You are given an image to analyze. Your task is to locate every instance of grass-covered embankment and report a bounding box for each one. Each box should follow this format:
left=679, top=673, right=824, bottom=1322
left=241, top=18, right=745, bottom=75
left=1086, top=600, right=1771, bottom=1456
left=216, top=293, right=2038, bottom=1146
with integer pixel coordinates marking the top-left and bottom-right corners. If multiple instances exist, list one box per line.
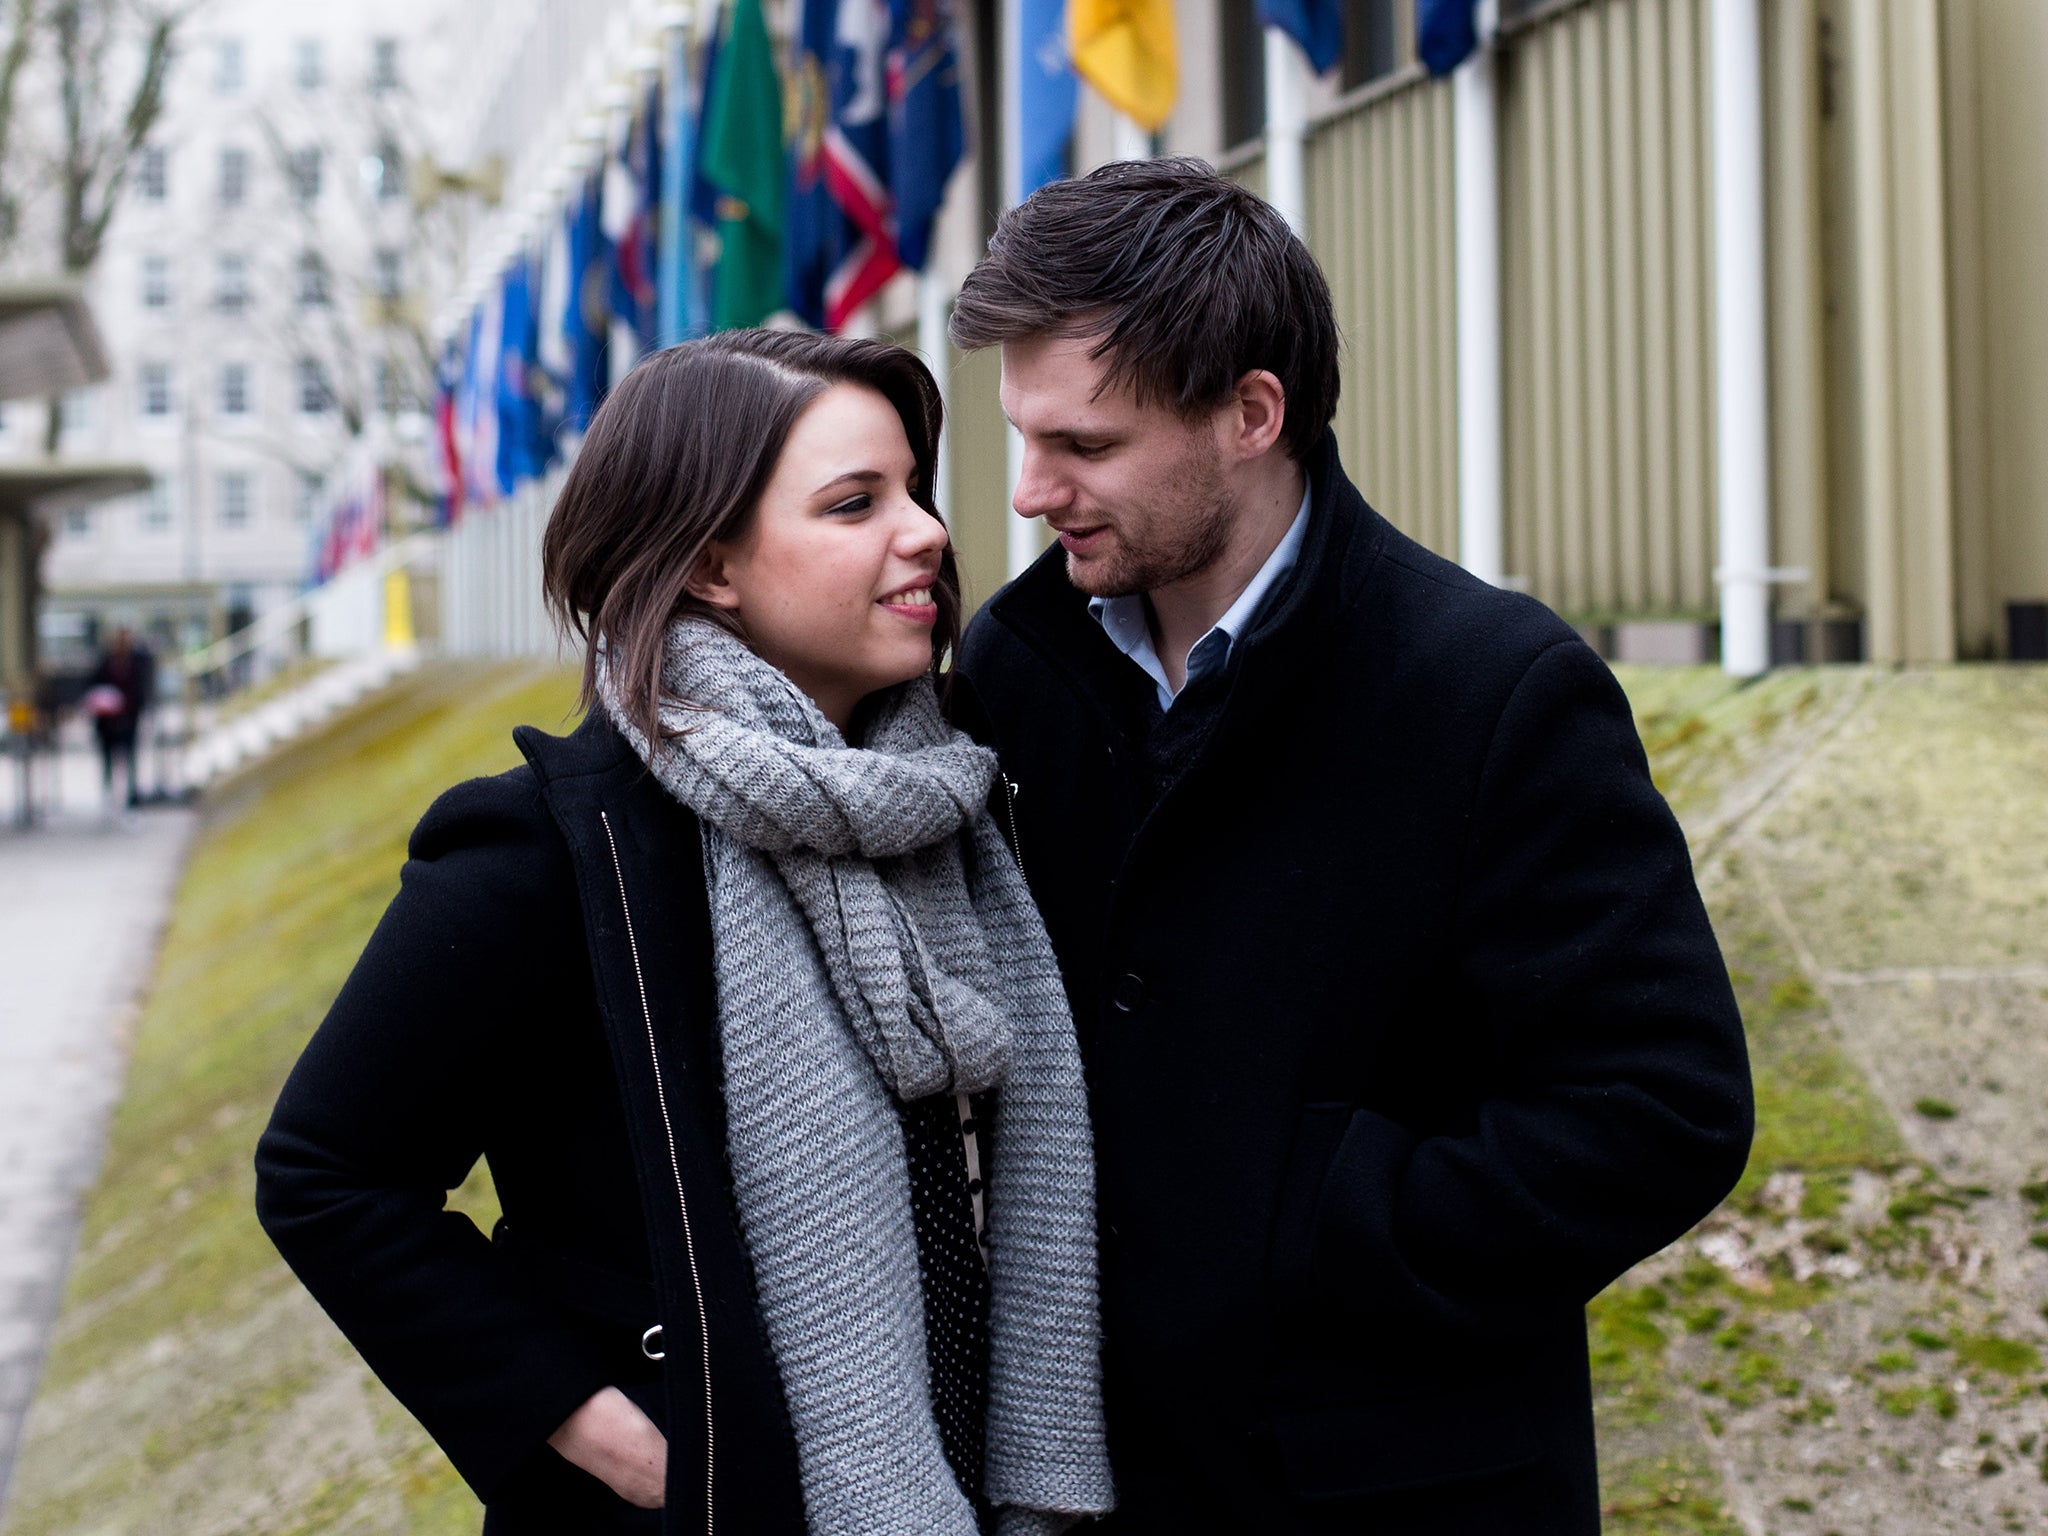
left=2, top=660, right=578, bottom=1536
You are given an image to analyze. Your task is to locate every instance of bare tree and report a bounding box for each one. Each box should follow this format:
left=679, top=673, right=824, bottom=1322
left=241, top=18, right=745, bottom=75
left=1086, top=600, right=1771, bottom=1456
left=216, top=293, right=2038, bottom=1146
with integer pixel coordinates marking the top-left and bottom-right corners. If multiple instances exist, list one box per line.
left=40, top=0, right=182, bottom=447
left=0, top=0, right=40, bottom=250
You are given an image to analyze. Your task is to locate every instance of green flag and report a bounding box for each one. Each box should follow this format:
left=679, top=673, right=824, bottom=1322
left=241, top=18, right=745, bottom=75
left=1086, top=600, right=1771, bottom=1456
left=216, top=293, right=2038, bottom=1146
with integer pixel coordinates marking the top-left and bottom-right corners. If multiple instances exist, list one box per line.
left=701, top=0, right=786, bottom=329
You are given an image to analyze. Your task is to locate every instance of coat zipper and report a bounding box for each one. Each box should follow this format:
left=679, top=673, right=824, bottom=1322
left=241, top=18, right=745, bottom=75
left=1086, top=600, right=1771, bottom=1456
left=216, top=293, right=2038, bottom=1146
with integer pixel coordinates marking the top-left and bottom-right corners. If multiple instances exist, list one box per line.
left=599, top=810, right=714, bottom=1533
left=999, top=773, right=1027, bottom=882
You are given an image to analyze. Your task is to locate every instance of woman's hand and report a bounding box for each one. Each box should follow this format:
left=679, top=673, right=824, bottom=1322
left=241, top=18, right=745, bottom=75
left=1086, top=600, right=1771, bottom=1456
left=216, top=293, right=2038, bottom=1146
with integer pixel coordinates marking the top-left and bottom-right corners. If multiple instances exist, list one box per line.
left=548, top=1386, right=668, bottom=1508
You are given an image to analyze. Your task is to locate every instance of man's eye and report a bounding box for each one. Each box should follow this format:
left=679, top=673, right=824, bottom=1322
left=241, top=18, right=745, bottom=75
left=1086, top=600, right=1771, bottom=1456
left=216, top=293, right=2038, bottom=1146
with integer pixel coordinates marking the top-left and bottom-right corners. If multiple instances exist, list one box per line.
left=1071, top=442, right=1110, bottom=459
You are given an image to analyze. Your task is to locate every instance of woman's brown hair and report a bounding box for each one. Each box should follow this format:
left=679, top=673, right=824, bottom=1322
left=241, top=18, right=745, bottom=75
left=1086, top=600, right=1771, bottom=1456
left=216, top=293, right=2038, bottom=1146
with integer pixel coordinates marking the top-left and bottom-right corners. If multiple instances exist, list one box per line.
left=541, top=329, right=964, bottom=744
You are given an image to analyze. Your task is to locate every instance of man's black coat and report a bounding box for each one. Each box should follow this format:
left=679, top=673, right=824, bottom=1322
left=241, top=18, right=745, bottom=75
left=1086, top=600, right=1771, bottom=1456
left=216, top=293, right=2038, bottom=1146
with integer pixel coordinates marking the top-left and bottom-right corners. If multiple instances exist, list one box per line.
left=955, top=433, right=1753, bottom=1534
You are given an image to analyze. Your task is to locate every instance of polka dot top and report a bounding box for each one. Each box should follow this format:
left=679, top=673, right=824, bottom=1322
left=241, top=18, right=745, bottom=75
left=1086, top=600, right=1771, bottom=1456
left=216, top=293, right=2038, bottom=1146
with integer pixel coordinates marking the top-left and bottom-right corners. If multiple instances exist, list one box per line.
left=897, top=1087, right=994, bottom=1519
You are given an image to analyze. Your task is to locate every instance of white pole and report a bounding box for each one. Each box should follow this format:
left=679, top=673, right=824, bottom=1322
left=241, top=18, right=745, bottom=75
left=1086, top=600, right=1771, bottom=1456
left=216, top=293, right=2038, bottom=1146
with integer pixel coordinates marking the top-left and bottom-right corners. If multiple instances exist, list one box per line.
left=1001, top=4, right=1037, bottom=578
left=1111, top=112, right=1151, bottom=162
left=1452, top=27, right=1504, bottom=588
left=917, top=270, right=954, bottom=524
left=1263, top=30, right=1307, bottom=236
left=1711, top=0, right=1771, bottom=676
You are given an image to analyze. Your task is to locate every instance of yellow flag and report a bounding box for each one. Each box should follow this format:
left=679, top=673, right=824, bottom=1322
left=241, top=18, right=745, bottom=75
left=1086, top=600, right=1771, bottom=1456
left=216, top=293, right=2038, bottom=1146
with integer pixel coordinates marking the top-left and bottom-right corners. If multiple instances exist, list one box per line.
left=1067, top=0, right=1178, bottom=133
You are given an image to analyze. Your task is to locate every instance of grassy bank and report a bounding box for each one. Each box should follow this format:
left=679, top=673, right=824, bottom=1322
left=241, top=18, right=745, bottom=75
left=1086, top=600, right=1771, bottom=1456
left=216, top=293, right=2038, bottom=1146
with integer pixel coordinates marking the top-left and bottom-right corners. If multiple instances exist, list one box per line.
left=3, top=660, right=578, bottom=1536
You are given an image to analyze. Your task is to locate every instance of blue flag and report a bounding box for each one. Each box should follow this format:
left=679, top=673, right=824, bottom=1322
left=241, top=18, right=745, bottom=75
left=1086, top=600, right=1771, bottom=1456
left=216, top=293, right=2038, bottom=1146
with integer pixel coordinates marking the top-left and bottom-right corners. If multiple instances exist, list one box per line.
left=610, top=84, right=662, bottom=355
left=1015, top=0, right=1075, bottom=201
left=563, top=172, right=612, bottom=432
left=787, top=0, right=902, bottom=332
left=888, top=0, right=965, bottom=273
left=1259, top=0, right=1343, bottom=75
left=658, top=26, right=710, bottom=345
left=1416, top=0, right=1479, bottom=76
left=496, top=257, right=550, bottom=493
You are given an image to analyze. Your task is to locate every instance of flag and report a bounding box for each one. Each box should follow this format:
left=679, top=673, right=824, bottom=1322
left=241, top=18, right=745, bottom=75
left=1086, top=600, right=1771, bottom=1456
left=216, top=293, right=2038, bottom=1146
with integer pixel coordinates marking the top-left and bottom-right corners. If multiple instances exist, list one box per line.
left=1259, top=0, right=1343, bottom=75
left=701, top=0, right=787, bottom=329
left=610, top=84, right=662, bottom=355
left=434, top=341, right=464, bottom=526
left=495, top=256, right=546, bottom=493
left=1068, top=0, right=1177, bottom=133
left=1016, top=0, right=1076, bottom=200
left=464, top=283, right=503, bottom=507
left=1417, top=0, right=1479, bottom=76
left=534, top=212, right=570, bottom=450
left=563, top=171, right=612, bottom=430
left=658, top=25, right=710, bottom=345
left=887, top=0, right=965, bottom=273
left=787, top=0, right=902, bottom=331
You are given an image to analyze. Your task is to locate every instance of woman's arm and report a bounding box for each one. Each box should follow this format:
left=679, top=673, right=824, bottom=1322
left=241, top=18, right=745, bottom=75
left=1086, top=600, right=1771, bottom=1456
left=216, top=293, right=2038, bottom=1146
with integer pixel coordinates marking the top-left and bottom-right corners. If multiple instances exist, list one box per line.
left=254, top=771, right=641, bottom=1503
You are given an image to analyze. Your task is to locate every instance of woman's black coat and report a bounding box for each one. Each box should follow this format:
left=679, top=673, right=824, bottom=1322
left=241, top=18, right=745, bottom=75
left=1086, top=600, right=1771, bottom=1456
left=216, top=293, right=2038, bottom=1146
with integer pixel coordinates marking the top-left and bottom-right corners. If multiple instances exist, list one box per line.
left=254, top=712, right=808, bottom=1533
left=952, top=431, right=1754, bottom=1534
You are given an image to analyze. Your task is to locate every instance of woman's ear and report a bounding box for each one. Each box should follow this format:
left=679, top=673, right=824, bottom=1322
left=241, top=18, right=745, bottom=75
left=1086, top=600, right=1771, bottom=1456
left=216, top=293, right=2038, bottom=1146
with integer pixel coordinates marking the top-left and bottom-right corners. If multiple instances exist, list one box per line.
left=684, top=542, right=743, bottom=611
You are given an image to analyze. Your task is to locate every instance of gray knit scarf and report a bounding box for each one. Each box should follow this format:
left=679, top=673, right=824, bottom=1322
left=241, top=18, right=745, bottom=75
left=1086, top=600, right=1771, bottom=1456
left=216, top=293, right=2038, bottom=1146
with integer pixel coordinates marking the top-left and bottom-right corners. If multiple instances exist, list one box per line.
left=600, top=620, right=1113, bottom=1536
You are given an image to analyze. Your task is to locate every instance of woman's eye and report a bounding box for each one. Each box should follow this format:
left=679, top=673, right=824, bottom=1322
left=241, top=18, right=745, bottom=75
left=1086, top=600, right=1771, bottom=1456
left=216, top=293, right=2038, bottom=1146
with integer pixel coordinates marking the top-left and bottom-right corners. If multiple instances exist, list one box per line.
left=826, top=494, right=872, bottom=516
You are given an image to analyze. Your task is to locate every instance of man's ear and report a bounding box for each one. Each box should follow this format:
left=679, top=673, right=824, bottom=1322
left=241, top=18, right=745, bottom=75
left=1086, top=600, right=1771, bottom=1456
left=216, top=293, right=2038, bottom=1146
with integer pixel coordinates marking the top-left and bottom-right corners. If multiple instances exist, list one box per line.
left=684, top=542, right=742, bottom=611
left=1227, top=369, right=1289, bottom=462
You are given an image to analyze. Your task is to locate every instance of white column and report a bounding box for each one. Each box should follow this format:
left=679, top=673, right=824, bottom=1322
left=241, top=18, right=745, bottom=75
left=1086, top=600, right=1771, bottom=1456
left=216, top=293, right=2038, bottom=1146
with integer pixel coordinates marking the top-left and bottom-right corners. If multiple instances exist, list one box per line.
left=1111, top=114, right=1152, bottom=162
left=1263, top=30, right=1308, bottom=236
left=1452, top=30, right=1504, bottom=588
left=918, top=270, right=954, bottom=524
left=1711, top=0, right=1771, bottom=676
left=1002, top=0, right=1033, bottom=578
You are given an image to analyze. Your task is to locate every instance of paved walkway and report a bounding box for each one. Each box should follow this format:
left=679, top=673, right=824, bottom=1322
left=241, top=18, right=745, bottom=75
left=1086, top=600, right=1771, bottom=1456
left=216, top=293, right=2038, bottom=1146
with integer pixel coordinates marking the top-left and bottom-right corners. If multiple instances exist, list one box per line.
left=0, top=742, right=195, bottom=1517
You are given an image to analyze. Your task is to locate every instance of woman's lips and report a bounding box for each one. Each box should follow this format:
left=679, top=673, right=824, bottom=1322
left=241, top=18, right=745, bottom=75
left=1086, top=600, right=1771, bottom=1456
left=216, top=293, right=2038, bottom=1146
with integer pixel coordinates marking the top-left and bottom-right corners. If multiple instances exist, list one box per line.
left=877, top=586, right=939, bottom=624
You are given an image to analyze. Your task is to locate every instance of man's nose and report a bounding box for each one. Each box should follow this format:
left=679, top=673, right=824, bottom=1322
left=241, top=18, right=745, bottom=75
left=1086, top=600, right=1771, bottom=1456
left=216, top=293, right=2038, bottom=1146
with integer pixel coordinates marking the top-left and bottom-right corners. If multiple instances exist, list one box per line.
left=1012, top=448, right=1068, bottom=520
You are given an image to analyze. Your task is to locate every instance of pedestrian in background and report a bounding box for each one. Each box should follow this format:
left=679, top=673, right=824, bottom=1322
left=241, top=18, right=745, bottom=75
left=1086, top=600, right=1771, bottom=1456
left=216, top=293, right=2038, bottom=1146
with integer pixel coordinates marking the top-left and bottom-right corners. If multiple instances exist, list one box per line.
left=81, top=625, right=154, bottom=815
left=256, top=331, right=1113, bottom=1534
left=948, top=157, right=1755, bottom=1535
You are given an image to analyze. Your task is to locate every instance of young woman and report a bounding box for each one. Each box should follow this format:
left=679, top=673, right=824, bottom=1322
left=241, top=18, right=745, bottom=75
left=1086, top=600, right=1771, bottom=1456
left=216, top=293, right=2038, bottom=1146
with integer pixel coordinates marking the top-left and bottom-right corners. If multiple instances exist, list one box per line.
left=255, top=331, right=1114, bottom=1535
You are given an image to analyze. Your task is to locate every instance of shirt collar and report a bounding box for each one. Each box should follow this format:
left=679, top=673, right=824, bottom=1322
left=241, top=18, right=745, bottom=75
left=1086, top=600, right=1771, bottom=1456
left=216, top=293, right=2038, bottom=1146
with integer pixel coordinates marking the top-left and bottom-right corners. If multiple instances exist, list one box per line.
left=1088, top=482, right=1312, bottom=710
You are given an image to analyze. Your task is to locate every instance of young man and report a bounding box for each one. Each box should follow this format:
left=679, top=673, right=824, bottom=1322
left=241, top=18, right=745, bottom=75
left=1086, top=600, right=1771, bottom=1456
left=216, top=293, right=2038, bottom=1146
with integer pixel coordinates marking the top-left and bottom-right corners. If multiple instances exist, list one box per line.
left=950, top=158, right=1752, bottom=1534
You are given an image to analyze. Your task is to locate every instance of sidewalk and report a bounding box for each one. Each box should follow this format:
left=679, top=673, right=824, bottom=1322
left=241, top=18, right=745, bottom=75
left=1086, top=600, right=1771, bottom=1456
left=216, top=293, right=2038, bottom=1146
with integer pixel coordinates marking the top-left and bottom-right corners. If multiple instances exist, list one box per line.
left=0, top=743, right=195, bottom=1516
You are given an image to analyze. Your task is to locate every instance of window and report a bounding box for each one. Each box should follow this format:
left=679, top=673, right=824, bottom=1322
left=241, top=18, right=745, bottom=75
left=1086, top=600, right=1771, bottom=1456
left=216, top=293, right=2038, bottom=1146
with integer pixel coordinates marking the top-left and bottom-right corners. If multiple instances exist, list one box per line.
left=366, top=139, right=404, bottom=202
left=297, top=357, right=331, bottom=414
left=215, top=253, right=250, bottom=314
left=64, top=507, right=91, bottom=538
left=139, top=363, right=172, bottom=416
left=289, top=146, right=322, bottom=205
left=141, top=254, right=170, bottom=310
left=136, top=146, right=167, bottom=201
left=374, top=357, right=402, bottom=415
left=219, top=146, right=248, bottom=206
left=373, top=247, right=402, bottom=302
left=296, top=471, right=323, bottom=524
left=218, top=470, right=251, bottom=529
left=216, top=37, right=243, bottom=95
left=60, top=388, right=92, bottom=435
left=295, top=37, right=323, bottom=90
left=370, top=37, right=400, bottom=93
left=1338, top=0, right=1400, bottom=90
left=295, top=250, right=330, bottom=306
left=1221, top=0, right=1266, bottom=148
left=220, top=362, right=249, bottom=416
left=143, top=481, right=173, bottom=532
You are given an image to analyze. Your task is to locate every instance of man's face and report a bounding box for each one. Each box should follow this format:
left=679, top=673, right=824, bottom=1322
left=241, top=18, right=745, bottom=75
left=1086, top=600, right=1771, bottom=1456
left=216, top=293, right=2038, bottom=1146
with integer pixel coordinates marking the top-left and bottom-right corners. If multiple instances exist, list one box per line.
left=999, top=333, right=1235, bottom=598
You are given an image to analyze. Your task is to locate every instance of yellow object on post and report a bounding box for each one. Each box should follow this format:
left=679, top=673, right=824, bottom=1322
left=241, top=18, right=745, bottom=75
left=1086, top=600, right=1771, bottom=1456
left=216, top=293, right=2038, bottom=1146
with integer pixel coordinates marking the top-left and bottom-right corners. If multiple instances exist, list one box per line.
left=1067, top=0, right=1178, bottom=132
left=383, top=566, right=416, bottom=651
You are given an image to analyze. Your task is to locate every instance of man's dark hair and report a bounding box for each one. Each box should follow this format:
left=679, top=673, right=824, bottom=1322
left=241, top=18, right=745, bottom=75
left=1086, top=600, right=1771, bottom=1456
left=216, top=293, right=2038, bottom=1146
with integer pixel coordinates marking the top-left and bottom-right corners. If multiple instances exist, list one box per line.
left=949, top=156, right=1340, bottom=463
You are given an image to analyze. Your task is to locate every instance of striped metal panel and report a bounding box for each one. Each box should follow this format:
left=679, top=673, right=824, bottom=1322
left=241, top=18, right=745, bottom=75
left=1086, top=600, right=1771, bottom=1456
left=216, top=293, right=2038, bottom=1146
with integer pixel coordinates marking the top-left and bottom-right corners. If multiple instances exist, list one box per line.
left=1500, top=0, right=1720, bottom=622
left=1304, top=75, right=1460, bottom=562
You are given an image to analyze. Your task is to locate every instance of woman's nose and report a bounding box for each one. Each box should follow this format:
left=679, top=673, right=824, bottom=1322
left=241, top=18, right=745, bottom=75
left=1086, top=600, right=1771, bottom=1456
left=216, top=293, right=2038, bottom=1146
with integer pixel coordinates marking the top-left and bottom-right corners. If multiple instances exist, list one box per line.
left=895, top=501, right=950, bottom=557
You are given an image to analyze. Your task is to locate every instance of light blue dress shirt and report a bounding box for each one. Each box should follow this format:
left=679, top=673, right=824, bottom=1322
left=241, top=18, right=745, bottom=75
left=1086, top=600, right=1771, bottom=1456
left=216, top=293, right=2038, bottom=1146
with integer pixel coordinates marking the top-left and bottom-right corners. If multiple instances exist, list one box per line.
left=1087, top=484, right=1312, bottom=712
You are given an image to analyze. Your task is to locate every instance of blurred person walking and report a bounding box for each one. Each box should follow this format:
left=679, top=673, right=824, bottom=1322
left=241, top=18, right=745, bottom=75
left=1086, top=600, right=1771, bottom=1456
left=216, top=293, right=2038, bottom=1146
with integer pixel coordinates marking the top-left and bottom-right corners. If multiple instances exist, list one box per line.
left=255, top=332, right=1113, bottom=1535
left=947, top=158, right=1755, bottom=1535
left=81, top=626, right=155, bottom=816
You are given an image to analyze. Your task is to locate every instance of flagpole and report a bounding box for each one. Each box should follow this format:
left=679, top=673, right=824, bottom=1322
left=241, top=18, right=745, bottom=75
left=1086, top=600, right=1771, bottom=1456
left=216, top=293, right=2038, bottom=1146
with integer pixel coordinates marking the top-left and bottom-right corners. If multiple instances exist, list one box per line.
left=1111, top=113, right=1151, bottom=162
left=1262, top=29, right=1307, bottom=236
left=1002, top=0, right=1035, bottom=580
left=918, top=272, right=953, bottom=525
left=1453, top=2, right=1504, bottom=589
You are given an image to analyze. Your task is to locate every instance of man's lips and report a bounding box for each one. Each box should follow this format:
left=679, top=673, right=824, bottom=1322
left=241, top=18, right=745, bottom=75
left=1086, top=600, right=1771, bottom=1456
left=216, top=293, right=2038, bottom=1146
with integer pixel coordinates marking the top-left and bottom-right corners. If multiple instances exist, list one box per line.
left=1050, top=524, right=1109, bottom=554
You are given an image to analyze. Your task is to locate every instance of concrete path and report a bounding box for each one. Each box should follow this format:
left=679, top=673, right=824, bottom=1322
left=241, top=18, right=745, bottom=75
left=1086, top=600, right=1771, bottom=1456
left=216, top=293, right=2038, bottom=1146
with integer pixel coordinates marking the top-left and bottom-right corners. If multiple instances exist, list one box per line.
left=0, top=742, right=195, bottom=1518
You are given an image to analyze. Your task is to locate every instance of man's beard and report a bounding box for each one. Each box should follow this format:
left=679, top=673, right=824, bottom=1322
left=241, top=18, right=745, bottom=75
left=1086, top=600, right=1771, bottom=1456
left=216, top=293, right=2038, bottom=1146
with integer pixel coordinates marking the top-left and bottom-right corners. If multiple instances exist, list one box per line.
left=1065, top=454, right=1237, bottom=599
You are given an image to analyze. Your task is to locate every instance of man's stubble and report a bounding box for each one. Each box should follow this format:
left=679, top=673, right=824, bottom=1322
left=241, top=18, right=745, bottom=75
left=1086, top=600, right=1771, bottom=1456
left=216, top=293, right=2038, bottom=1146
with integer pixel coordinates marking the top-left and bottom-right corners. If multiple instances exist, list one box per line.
left=1064, top=438, right=1238, bottom=600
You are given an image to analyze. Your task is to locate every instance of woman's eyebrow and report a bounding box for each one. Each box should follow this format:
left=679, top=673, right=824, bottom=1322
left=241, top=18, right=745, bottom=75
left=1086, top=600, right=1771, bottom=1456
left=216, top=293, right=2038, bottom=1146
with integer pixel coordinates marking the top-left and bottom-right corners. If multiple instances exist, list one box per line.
left=813, top=468, right=887, bottom=496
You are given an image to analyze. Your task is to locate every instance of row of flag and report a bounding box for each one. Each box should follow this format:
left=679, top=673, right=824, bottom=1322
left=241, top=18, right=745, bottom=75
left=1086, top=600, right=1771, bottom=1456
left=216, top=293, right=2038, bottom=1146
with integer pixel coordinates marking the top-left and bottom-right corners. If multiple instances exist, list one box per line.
left=402, top=0, right=1486, bottom=550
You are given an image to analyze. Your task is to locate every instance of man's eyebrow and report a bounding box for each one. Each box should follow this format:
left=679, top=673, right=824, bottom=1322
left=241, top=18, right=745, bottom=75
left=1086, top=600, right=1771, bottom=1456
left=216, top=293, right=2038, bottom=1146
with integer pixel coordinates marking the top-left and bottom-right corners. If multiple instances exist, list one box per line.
left=999, top=417, right=1113, bottom=444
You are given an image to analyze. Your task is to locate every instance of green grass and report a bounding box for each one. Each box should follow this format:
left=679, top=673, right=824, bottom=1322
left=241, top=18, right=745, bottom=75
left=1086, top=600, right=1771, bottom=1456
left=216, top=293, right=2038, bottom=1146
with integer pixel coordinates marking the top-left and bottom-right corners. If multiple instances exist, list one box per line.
left=3, top=660, right=580, bottom=1536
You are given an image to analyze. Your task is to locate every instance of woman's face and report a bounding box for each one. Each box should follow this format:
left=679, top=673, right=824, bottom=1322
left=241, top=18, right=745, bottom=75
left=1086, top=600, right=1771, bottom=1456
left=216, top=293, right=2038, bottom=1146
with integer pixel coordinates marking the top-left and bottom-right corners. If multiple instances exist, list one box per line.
left=692, top=382, right=949, bottom=730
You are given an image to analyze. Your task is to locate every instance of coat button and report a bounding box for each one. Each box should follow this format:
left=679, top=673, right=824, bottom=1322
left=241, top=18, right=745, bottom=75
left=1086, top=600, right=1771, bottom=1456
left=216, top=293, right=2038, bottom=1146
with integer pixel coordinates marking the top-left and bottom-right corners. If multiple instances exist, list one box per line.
left=1113, top=973, right=1146, bottom=1013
